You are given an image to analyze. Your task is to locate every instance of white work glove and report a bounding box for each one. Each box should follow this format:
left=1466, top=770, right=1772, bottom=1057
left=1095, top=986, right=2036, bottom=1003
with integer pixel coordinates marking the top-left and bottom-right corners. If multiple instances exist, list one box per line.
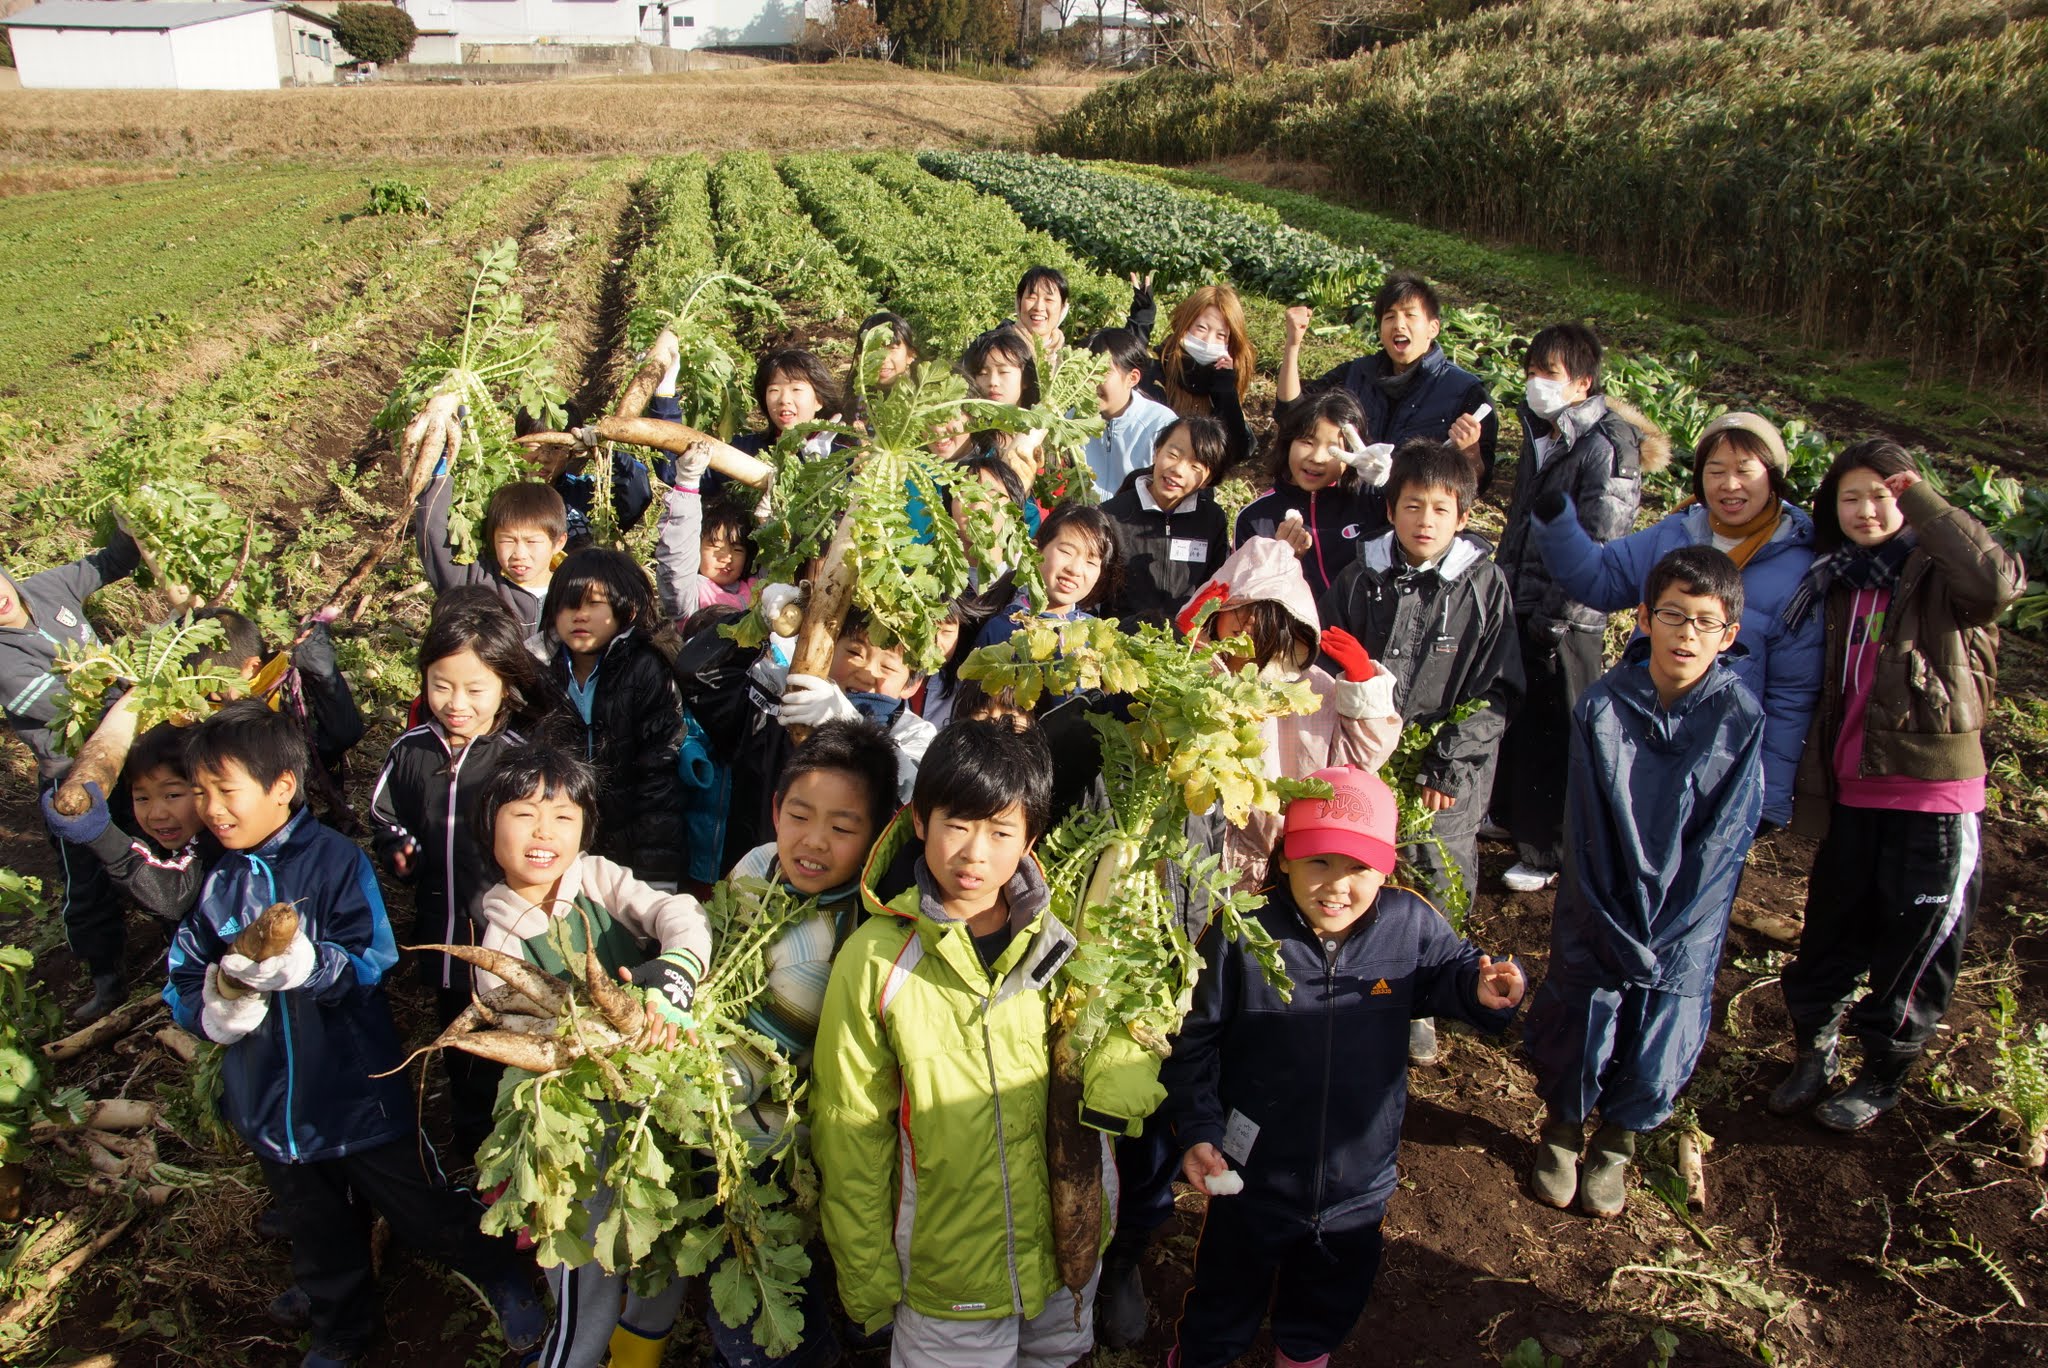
left=779, top=674, right=860, bottom=729
left=201, top=962, right=270, bottom=1045
left=1334, top=672, right=1399, bottom=721
left=1339, top=424, right=1395, bottom=487
left=672, top=440, right=713, bottom=488
left=801, top=429, right=836, bottom=461
left=757, top=582, right=802, bottom=626
left=221, top=928, right=317, bottom=994
left=655, top=354, right=681, bottom=399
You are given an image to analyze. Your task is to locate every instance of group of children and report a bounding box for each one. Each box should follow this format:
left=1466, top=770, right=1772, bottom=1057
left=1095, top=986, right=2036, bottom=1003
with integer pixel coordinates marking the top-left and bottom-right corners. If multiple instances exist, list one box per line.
left=1, top=261, right=2026, bottom=1368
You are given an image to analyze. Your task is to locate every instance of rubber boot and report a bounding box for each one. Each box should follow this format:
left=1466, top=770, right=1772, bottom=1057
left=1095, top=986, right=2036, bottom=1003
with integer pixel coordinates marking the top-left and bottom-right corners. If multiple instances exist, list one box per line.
left=1531, top=1117, right=1583, bottom=1210
left=266, top=1285, right=311, bottom=1331
left=1578, top=1124, right=1635, bottom=1219
left=1814, top=1064, right=1905, bottom=1133
left=1275, top=1350, right=1331, bottom=1368
left=1095, top=1250, right=1148, bottom=1349
left=69, top=971, right=125, bottom=1024
left=1407, top=1017, right=1440, bottom=1066
left=606, top=1321, right=670, bottom=1368
left=1767, top=1034, right=1838, bottom=1116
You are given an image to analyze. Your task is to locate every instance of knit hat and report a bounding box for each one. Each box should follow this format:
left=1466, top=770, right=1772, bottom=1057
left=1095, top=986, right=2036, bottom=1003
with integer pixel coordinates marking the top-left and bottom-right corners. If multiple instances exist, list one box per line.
left=1693, top=412, right=1788, bottom=474
left=1282, top=766, right=1398, bottom=875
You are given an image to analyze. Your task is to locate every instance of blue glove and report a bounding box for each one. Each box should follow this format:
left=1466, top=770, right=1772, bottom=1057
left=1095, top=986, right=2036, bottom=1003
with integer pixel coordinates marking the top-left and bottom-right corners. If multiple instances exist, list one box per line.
left=40, top=782, right=111, bottom=846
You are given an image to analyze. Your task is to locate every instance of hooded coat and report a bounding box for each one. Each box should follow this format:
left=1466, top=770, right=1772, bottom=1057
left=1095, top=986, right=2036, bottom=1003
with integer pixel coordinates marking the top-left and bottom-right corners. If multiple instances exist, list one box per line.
left=1496, top=396, right=1668, bottom=638
left=808, top=810, right=1165, bottom=1333
left=1183, top=538, right=1402, bottom=887
left=1532, top=499, right=1822, bottom=826
left=1523, top=642, right=1764, bottom=1127
left=542, top=629, right=689, bottom=883
left=164, top=808, right=408, bottom=1164
left=1162, top=880, right=1514, bottom=1236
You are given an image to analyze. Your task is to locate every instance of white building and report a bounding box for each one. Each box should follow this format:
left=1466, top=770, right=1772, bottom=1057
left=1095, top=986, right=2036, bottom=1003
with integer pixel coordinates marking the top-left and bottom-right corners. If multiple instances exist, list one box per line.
left=1, top=1, right=344, bottom=89
left=397, top=0, right=824, bottom=56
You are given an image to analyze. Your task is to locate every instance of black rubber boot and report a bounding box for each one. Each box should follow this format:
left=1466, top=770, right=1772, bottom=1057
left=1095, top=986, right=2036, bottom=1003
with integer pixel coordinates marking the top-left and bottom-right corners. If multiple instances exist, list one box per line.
left=69, top=971, right=125, bottom=1024
left=1096, top=1250, right=1149, bottom=1348
left=1579, top=1124, right=1635, bottom=1219
left=1767, top=1034, right=1839, bottom=1116
left=1814, top=1067, right=1905, bottom=1132
left=1531, top=1117, right=1582, bottom=1210
left=267, top=1285, right=312, bottom=1330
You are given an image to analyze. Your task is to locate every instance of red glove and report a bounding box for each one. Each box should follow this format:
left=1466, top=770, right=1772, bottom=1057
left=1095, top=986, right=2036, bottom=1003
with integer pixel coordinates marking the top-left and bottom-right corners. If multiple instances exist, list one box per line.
left=1176, top=580, right=1231, bottom=638
left=1320, top=627, right=1377, bottom=682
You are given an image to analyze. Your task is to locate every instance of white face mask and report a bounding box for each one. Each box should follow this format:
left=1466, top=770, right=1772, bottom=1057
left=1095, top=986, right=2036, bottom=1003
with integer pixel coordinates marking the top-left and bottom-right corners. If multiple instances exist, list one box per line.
left=1524, top=376, right=1572, bottom=419
left=1181, top=334, right=1229, bottom=368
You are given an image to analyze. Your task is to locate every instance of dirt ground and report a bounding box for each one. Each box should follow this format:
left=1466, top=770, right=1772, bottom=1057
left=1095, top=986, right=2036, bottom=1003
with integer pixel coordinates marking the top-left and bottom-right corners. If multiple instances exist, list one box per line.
left=0, top=62, right=1097, bottom=164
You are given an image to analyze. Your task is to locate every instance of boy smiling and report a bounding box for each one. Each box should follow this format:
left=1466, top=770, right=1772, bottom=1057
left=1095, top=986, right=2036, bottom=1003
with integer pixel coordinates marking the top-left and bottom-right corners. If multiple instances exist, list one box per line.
left=1523, top=546, right=1765, bottom=1219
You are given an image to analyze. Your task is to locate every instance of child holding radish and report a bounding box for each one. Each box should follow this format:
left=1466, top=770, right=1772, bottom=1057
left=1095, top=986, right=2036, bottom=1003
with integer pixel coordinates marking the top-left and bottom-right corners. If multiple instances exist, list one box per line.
left=1768, top=443, right=2026, bottom=1131
left=1161, top=765, right=1525, bottom=1368
left=973, top=502, right=1123, bottom=650
left=652, top=441, right=758, bottom=628
left=1100, top=414, right=1230, bottom=629
left=4, top=524, right=142, bottom=1021
left=1175, top=536, right=1402, bottom=891
left=811, top=719, right=1164, bottom=1363
left=164, top=701, right=546, bottom=1368
left=653, top=347, right=840, bottom=506
left=469, top=744, right=712, bottom=1368
left=536, top=548, right=689, bottom=887
left=40, top=720, right=216, bottom=929
left=1236, top=388, right=1393, bottom=599
left=368, top=588, right=560, bottom=1160
left=416, top=473, right=567, bottom=636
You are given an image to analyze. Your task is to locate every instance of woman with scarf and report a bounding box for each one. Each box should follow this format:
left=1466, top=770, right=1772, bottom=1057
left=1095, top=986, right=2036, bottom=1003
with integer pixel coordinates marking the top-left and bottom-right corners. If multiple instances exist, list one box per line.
left=1766, top=439, right=2024, bottom=1132
left=1529, top=412, right=1824, bottom=831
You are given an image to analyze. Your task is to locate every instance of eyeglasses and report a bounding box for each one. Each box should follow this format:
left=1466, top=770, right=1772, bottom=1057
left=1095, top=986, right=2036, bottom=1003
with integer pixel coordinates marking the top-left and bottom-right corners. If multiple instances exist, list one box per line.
left=1650, top=606, right=1732, bottom=637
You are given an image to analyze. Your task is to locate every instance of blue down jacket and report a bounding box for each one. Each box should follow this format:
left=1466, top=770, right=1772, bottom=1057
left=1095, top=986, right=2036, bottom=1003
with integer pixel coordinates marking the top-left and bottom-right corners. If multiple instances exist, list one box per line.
left=165, top=808, right=408, bottom=1165
left=1162, top=882, right=1515, bottom=1236
left=1289, top=343, right=1501, bottom=492
left=1531, top=499, right=1820, bottom=827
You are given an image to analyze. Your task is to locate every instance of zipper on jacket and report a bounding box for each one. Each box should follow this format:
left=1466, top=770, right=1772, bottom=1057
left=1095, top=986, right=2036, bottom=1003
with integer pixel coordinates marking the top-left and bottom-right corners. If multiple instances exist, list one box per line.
left=1310, top=489, right=1331, bottom=588
left=441, top=739, right=471, bottom=991
left=251, top=853, right=300, bottom=1162
left=979, top=984, right=1025, bottom=1314
left=1309, top=934, right=1338, bottom=1247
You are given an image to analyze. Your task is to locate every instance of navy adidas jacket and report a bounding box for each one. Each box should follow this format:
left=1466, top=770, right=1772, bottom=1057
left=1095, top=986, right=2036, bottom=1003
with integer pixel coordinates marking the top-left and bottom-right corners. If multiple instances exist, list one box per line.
left=1162, top=882, right=1515, bottom=1236
left=164, top=808, right=409, bottom=1165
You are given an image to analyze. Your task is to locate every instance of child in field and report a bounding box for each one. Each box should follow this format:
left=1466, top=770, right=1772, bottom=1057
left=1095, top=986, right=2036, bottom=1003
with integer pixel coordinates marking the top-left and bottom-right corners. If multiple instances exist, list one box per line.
left=963, top=326, right=1044, bottom=490
left=164, top=701, right=544, bottom=1368
left=1101, top=415, right=1230, bottom=630
left=1082, top=326, right=1181, bottom=499
left=1275, top=272, right=1498, bottom=490
left=1012, top=265, right=1072, bottom=369
left=1523, top=547, right=1764, bottom=1217
left=39, top=721, right=216, bottom=927
left=691, top=718, right=901, bottom=1368
left=652, top=441, right=758, bottom=628
left=1128, top=280, right=1254, bottom=466
left=1492, top=323, right=1663, bottom=893
left=417, top=472, right=567, bottom=637
left=369, top=588, right=559, bottom=1159
left=974, top=502, right=1122, bottom=650
left=1235, top=389, right=1393, bottom=599
left=651, top=346, right=839, bottom=503
left=845, top=310, right=916, bottom=431
left=811, top=719, right=1165, bottom=1363
left=537, top=549, right=688, bottom=886
left=1162, top=766, right=1524, bottom=1367
left=1176, top=537, right=1401, bottom=890
left=470, top=746, right=710, bottom=1368
left=4, top=525, right=141, bottom=1019
left=1767, top=443, right=2026, bottom=1130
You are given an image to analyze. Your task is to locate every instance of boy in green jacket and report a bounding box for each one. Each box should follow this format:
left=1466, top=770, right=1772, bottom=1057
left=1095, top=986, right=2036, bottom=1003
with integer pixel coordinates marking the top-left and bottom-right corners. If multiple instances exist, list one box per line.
left=810, top=718, right=1165, bottom=1366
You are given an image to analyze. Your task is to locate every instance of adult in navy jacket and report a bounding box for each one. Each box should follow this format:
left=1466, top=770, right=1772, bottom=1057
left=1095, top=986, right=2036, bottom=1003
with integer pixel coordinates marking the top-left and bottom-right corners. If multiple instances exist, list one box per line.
left=1531, top=412, right=1821, bottom=829
left=1276, top=273, right=1499, bottom=493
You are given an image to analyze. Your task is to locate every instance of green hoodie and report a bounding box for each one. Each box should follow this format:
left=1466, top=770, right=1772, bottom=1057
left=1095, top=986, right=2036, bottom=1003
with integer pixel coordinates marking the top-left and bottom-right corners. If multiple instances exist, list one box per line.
left=809, top=808, right=1165, bottom=1331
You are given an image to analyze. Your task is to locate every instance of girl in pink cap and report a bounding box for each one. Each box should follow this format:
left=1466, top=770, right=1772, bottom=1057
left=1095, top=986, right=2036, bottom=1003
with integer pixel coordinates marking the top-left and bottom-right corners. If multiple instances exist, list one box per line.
left=1158, top=765, right=1526, bottom=1368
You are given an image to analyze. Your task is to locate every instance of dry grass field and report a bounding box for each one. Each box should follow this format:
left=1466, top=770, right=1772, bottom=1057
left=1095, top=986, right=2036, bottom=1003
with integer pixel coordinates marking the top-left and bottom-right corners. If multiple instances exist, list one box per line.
left=0, top=61, right=1100, bottom=164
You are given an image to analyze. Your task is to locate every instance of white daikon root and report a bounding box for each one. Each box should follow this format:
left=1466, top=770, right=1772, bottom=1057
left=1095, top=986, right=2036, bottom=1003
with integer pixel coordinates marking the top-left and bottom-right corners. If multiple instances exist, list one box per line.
left=1204, top=1171, right=1244, bottom=1196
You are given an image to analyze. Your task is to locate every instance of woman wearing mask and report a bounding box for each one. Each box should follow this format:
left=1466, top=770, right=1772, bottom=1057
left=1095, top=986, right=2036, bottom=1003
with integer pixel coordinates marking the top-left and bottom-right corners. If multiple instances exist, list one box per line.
left=1128, top=274, right=1255, bottom=466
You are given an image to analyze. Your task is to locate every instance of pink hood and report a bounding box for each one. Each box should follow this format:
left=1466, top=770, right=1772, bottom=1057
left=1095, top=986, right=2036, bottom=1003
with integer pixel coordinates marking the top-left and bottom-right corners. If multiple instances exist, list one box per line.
left=1185, top=535, right=1322, bottom=638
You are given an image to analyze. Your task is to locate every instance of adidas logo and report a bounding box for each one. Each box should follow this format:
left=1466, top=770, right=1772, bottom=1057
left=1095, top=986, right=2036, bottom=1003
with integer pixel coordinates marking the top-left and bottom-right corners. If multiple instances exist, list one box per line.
left=1371, top=978, right=1392, bottom=996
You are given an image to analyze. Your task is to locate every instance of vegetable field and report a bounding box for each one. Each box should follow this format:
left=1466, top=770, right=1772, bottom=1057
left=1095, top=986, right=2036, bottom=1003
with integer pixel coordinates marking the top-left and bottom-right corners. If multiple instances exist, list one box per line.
left=0, top=144, right=2045, bottom=1368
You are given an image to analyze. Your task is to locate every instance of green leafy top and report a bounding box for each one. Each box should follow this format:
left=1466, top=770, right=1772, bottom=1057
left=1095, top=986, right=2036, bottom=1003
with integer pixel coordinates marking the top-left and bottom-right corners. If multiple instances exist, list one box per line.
left=48, top=616, right=239, bottom=757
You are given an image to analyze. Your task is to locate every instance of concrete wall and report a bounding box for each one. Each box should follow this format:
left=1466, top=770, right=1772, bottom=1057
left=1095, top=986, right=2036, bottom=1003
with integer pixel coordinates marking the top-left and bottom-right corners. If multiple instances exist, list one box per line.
left=277, top=10, right=341, bottom=83
left=164, top=10, right=287, bottom=87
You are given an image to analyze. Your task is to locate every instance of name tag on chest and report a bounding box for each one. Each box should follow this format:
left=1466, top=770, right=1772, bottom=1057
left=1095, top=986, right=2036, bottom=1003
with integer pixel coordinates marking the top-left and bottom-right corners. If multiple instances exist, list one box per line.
left=1169, top=538, right=1209, bottom=563
left=1221, top=1109, right=1260, bottom=1164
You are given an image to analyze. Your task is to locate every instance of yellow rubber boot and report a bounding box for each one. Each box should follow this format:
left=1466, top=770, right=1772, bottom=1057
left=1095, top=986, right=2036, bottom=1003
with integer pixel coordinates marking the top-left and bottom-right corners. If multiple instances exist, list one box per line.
left=605, top=1321, right=669, bottom=1368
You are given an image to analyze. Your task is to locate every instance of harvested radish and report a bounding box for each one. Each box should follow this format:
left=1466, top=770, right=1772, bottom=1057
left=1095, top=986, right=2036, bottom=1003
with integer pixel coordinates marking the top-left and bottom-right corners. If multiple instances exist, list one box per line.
left=1205, top=1171, right=1243, bottom=1196
left=214, top=902, right=301, bottom=1001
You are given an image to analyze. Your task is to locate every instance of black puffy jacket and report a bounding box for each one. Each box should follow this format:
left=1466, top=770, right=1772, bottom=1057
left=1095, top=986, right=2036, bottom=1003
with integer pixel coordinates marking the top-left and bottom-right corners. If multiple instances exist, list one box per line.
left=1101, top=470, right=1229, bottom=630
left=1162, top=882, right=1514, bottom=1236
left=548, top=631, right=688, bottom=882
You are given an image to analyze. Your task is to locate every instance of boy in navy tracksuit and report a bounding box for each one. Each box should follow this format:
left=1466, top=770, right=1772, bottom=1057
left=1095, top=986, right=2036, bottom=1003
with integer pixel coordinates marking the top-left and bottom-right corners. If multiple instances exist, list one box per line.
left=1523, top=546, right=1764, bottom=1219
left=2, top=527, right=141, bottom=1019
left=163, top=702, right=542, bottom=1368
left=1162, top=766, right=1525, bottom=1368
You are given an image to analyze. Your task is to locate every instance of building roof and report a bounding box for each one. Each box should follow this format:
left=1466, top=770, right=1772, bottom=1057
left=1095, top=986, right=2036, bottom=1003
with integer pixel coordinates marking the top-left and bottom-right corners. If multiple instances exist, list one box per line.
left=0, top=1, right=333, bottom=31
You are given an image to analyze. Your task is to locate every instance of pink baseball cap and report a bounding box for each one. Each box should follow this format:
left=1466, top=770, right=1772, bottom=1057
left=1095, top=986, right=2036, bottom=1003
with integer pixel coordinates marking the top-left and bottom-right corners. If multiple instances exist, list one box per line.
left=1282, top=766, right=1398, bottom=875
